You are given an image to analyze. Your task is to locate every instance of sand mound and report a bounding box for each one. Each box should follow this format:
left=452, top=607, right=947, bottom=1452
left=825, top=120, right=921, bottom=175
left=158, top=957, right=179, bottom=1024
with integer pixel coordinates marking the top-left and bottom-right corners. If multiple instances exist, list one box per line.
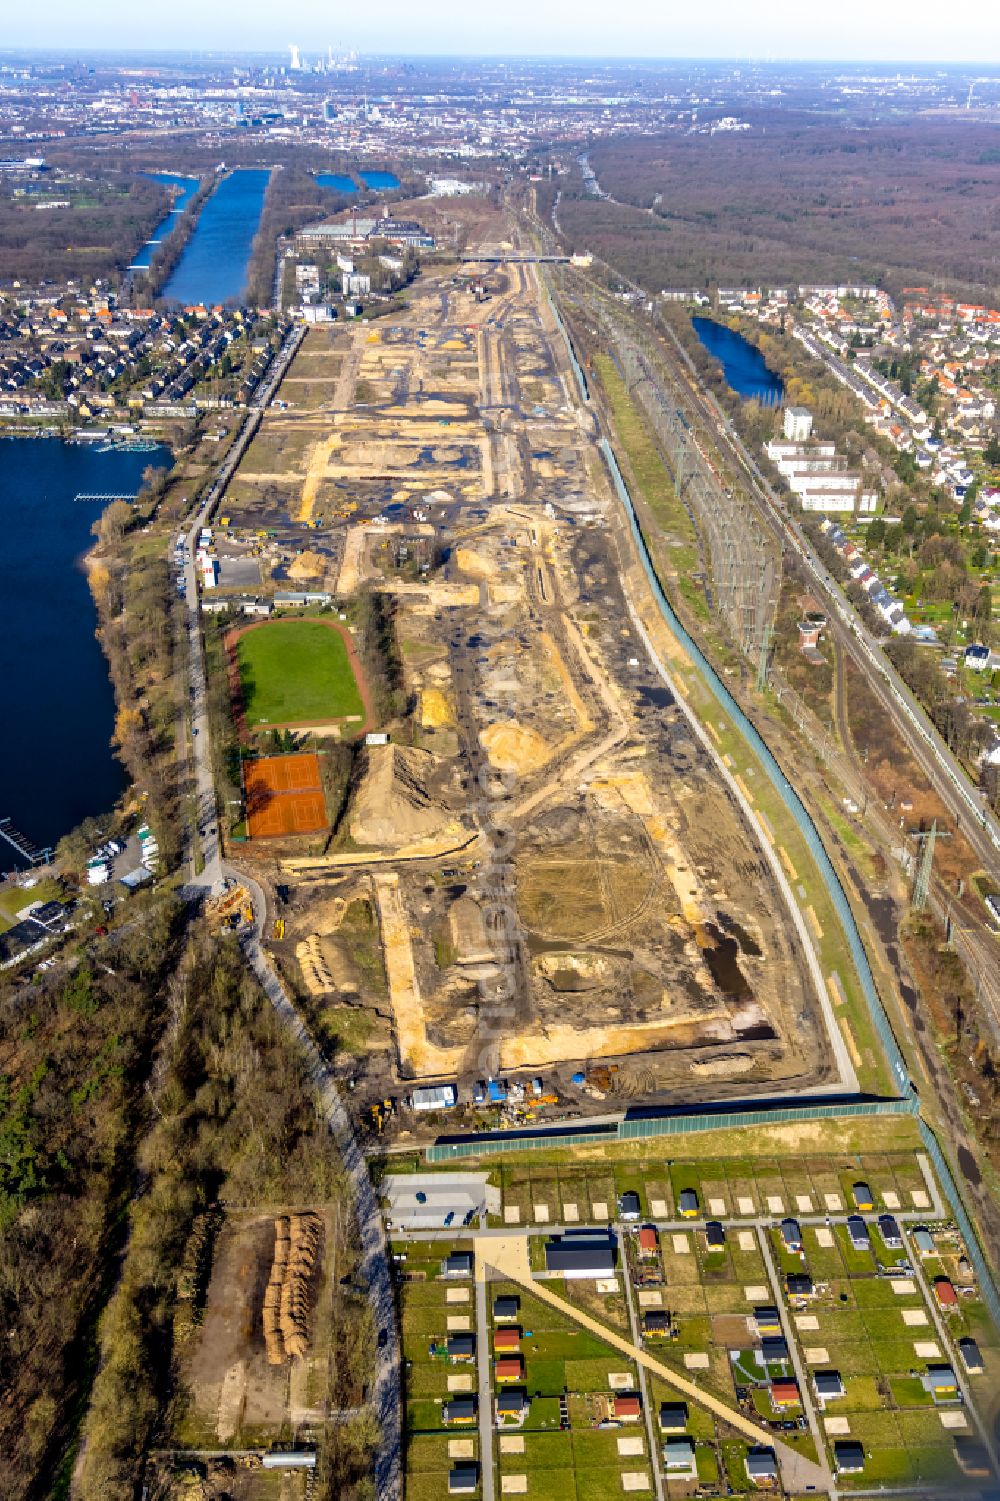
left=421, top=687, right=455, bottom=728
left=455, top=547, right=496, bottom=579
left=691, top=1052, right=755, bottom=1078
left=288, top=549, right=327, bottom=581
left=482, top=720, right=551, bottom=775
left=536, top=952, right=615, bottom=991
left=350, top=745, right=450, bottom=846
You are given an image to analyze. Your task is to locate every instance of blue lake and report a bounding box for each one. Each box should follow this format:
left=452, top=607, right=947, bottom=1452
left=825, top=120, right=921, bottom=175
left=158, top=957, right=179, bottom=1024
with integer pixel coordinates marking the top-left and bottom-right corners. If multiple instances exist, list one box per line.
left=0, top=438, right=171, bottom=855
left=130, top=172, right=200, bottom=270
left=316, top=172, right=359, bottom=195
left=161, top=168, right=270, bottom=306
left=692, top=316, right=784, bottom=403
left=358, top=170, right=401, bottom=191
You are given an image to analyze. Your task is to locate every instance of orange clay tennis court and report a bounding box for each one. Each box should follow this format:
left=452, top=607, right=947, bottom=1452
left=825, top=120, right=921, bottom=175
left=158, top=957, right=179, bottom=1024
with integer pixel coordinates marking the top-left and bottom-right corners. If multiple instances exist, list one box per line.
left=244, top=753, right=328, bottom=839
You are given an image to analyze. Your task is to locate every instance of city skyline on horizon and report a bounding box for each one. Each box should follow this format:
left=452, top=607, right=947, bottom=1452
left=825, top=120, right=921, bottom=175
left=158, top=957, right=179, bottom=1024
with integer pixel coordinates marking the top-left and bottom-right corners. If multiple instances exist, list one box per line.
left=3, top=0, right=1000, bottom=66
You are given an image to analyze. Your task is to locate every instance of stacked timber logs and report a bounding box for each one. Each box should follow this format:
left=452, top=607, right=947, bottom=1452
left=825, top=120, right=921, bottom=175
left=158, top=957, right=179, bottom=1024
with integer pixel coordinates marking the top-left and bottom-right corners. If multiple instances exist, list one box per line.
left=263, top=1212, right=323, bottom=1365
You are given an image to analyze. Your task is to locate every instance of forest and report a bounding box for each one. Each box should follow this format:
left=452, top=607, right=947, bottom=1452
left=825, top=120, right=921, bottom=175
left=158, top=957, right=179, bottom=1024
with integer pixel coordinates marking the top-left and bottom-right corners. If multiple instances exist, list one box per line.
left=0, top=172, right=168, bottom=285
left=557, top=117, right=1000, bottom=301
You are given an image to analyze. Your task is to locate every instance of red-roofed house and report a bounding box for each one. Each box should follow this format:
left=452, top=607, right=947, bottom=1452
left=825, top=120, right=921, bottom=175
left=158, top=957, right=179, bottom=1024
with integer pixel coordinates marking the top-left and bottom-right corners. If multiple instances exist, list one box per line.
left=770, top=1380, right=800, bottom=1408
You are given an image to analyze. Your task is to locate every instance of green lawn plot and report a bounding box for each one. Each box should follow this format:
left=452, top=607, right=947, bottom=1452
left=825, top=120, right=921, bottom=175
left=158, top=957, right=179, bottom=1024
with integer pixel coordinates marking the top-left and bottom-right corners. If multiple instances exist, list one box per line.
left=828, top=1410, right=969, bottom=1492
left=406, top=1433, right=480, bottom=1501
left=554, top=1275, right=631, bottom=1334
left=236, top=619, right=364, bottom=726
left=496, top=1162, right=619, bottom=1226
left=636, top=1248, right=742, bottom=1403
left=401, top=1282, right=477, bottom=1450
left=490, top=1283, right=634, bottom=1396
left=489, top=1288, right=647, bottom=1501
left=462, top=1115, right=924, bottom=1174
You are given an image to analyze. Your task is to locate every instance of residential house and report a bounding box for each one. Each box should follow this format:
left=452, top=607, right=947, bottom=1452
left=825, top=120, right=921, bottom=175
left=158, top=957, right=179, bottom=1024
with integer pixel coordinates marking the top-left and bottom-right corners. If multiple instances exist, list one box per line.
left=754, top=1306, right=782, bottom=1337
left=443, top=1397, right=477, bottom=1426
left=449, top=1463, right=479, bottom=1494
left=847, top=1216, right=871, bottom=1252
left=877, top=1214, right=902, bottom=1248
left=814, top=1370, right=845, bottom=1404
left=770, top=1380, right=800, bottom=1409
left=779, top=1218, right=803, bottom=1252
left=923, top=1364, right=960, bottom=1402
left=934, top=1277, right=958, bottom=1309
left=642, top=1311, right=671, bottom=1340
left=852, top=1182, right=874, bottom=1211
left=663, top=1438, right=697, bottom=1476
left=705, top=1221, right=726, bottom=1249
left=659, top=1402, right=688, bottom=1433
left=495, top=1389, right=528, bottom=1427
left=611, top=1393, right=642, bottom=1423
left=745, top=1446, right=778, bottom=1486
left=834, top=1440, right=865, bottom=1474
left=637, top=1226, right=659, bottom=1259
left=785, top=1273, right=814, bottom=1300
left=958, top=1338, right=983, bottom=1374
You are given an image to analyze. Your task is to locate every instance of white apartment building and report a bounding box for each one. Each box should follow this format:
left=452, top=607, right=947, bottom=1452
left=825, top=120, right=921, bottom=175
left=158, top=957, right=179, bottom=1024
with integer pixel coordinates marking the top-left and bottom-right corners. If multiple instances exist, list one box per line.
left=783, top=405, right=814, bottom=441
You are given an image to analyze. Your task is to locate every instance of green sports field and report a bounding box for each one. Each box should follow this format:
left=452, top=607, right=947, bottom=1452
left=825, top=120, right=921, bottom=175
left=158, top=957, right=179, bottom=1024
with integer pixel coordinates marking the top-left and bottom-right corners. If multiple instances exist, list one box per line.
left=235, top=620, right=365, bottom=727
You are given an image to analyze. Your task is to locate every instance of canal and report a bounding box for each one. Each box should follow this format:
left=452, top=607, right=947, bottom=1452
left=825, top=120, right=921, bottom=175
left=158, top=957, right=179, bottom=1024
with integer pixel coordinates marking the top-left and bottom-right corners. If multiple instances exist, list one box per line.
left=0, top=438, right=171, bottom=856
left=161, top=168, right=270, bottom=306
left=692, top=316, right=784, bottom=403
left=129, top=172, right=200, bottom=271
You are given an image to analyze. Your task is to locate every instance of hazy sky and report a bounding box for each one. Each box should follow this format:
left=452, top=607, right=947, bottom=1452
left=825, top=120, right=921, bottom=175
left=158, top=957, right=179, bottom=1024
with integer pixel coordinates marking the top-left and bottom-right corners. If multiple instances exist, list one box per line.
left=5, top=0, right=1000, bottom=63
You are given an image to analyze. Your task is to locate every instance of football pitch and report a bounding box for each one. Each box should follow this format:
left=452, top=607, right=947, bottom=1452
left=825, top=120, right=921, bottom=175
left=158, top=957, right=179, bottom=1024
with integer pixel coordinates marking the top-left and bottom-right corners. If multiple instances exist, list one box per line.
left=234, top=619, right=366, bottom=727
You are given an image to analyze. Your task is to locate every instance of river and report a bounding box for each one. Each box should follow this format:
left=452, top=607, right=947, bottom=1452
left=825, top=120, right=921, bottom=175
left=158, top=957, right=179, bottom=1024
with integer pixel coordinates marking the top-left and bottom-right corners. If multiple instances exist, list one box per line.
left=161, top=168, right=270, bottom=306
left=129, top=172, right=200, bottom=271
left=0, top=438, right=171, bottom=858
left=692, top=316, right=784, bottom=403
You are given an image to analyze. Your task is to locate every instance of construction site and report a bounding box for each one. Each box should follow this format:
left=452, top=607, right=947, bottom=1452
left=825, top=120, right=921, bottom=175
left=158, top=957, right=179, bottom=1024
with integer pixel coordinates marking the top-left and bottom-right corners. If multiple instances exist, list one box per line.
left=214, top=202, right=843, bottom=1114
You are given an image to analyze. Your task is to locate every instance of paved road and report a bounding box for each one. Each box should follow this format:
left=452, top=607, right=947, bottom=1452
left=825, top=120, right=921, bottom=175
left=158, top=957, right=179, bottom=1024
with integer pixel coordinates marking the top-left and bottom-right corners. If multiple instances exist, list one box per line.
left=539, top=220, right=1000, bottom=884
left=476, top=1235, right=831, bottom=1495
left=475, top=1272, right=495, bottom=1501
left=238, top=875, right=402, bottom=1501
left=650, top=303, right=1000, bottom=875
left=619, top=1245, right=667, bottom=1501
left=173, top=321, right=402, bottom=1499
left=757, top=1226, right=835, bottom=1496
left=901, top=1225, right=1000, bottom=1477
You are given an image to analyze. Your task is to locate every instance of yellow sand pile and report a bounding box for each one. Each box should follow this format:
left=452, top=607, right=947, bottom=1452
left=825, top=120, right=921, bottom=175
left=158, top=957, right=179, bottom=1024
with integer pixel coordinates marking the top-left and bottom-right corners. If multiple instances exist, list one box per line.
left=288, top=549, right=328, bottom=581
left=421, top=687, right=455, bottom=728
left=350, top=744, right=451, bottom=846
left=482, top=721, right=551, bottom=775
left=455, top=547, right=496, bottom=579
